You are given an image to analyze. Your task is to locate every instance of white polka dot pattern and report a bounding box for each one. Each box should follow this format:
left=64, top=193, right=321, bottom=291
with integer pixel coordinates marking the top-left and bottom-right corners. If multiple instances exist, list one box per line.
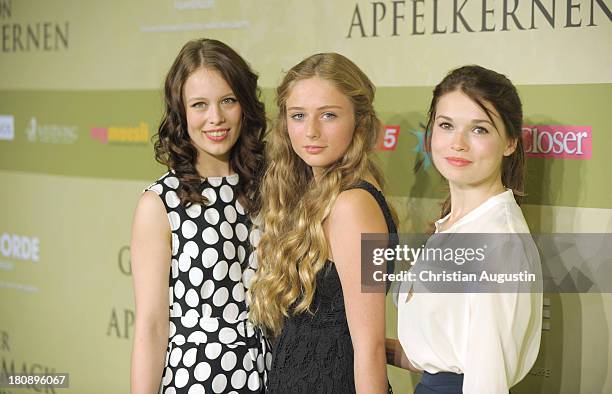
left=181, top=220, right=198, bottom=239
left=202, top=227, right=219, bottom=245
left=194, top=361, right=211, bottom=381
left=146, top=172, right=269, bottom=392
left=224, top=205, right=237, bottom=223
left=186, top=203, right=202, bottom=218
left=204, top=208, right=220, bottom=225
left=220, top=221, right=233, bottom=239
left=220, top=185, right=234, bottom=203
left=201, top=187, right=217, bottom=205
left=166, top=190, right=180, bottom=208
left=206, top=176, right=223, bottom=187
left=164, top=176, right=180, bottom=189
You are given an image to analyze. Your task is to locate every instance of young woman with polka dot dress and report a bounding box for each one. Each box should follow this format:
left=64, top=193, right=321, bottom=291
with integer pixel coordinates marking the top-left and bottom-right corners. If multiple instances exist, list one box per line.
left=130, top=39, right=270, bottom=394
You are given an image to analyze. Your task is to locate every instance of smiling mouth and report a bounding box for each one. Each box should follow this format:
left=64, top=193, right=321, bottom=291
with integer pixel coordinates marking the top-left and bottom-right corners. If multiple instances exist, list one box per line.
left=205, top=128, right=228, bottom=136
left=204, top=128, right=229, bottom=141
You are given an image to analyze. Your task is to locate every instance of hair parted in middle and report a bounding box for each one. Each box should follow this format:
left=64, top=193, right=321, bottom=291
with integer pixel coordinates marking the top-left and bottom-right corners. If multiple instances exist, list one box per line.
left=248, top=53, right=384, bottom=336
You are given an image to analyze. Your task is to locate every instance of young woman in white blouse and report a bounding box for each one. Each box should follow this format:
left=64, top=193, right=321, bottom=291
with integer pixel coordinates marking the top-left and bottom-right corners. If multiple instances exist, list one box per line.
left=387, top=65, right=542, bottom=393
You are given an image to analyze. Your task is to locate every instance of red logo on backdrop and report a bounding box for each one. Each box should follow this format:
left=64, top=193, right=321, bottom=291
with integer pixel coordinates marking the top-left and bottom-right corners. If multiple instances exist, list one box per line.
left=90, top=122, right=149, bottom=144
left=522, top=125, right=591, bottom=159
left=91, top=127, right=108, bottom=143
left=378, top=125, right=400, bottom=151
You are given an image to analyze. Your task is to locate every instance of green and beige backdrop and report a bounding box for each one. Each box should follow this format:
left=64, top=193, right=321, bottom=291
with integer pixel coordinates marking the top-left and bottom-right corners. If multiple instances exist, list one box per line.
left=0, top=0, right=611, bottom=393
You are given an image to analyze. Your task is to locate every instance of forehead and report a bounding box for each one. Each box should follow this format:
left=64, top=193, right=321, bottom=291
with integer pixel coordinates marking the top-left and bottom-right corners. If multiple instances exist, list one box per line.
left=183, top=67, right=233, bottom=98
left=436, top=90, right=500, bottom=122
left=286, top=77, right=352, bottom=108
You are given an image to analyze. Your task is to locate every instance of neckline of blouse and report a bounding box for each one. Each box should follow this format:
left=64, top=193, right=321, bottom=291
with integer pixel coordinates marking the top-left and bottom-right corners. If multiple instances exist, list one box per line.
left=435, top=189, right=515, bottom=233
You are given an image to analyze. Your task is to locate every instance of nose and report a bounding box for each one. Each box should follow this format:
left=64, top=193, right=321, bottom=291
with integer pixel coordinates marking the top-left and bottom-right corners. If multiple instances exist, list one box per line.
left=305, top=118, right=320, bottom=139
left=208, top=104, right=225, bottom=125
left=450, top=130, right=468, bottom=152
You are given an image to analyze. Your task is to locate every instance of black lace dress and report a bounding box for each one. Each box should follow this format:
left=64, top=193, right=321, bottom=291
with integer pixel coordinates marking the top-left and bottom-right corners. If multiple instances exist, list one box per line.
left=266, top=181, right=397, bottom=394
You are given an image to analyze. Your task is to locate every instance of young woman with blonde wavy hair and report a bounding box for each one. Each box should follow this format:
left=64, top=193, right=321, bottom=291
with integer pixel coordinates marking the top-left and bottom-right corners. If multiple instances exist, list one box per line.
left=249, top=53, right=396, bottom=393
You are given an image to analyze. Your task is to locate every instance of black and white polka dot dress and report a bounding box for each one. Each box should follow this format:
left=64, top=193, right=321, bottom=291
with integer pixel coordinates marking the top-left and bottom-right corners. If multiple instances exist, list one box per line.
left=146, top=171, right=271, bottom=394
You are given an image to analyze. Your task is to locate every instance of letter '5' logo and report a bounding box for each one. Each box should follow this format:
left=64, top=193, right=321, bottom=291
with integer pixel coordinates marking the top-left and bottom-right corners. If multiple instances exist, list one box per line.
left=378, top=125, right=400, bottom=151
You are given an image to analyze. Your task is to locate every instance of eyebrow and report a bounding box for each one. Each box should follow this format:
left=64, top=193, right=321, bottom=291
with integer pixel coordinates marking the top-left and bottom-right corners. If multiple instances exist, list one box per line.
left=287, top=105, right=343, bottom=111
left=186, top=93, right=235, bottom=102
left=436, top=114, right=495, bottom=126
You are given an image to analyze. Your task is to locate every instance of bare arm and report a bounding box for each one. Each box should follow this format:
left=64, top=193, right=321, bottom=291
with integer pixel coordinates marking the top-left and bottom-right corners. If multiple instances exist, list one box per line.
left=130, top=191, right=172, bottom=394
left=327, top=189, right=389, bottom=394
left=385, top=338, right=420, bottom=372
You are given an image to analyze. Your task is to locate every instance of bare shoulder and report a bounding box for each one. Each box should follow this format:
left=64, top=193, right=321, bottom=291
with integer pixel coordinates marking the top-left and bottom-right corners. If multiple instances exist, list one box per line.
left=328, top=188, right=387, bottom=235
left=131, top=191, right=171, bottom=266
left=133, top=191, right=169, bottom=230
left=136, top=190, right=164, bottom=211
left=330, top=188, right=382, bottom=217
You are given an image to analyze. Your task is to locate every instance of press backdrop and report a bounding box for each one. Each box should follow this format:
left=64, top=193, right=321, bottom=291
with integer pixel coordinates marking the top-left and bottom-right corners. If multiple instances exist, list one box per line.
left=1, top=1, right=611, bottom=393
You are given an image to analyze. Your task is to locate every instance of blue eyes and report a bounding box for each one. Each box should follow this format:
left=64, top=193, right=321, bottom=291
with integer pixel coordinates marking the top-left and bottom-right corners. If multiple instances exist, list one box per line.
left=289, top=112, right=337, bottom=121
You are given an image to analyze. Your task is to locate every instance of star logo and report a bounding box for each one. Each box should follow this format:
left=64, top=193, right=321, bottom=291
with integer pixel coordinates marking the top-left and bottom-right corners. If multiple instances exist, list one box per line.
left=411, top=123, right=431, bottom=170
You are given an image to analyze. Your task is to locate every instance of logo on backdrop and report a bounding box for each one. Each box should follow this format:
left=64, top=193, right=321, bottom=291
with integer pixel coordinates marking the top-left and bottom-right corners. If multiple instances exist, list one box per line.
left=90, top=122, right=149, bottom=145
left=522, top=125, right=592, bottom=159
left=107, top=308, right=135, bottom=339
left=0, top=114, right=14, bottom=141
left=107, top=245, right=133, bottom=340
left=140, top=0, right=247, bottom=33
left=0, top=0, right=70, bottom=52
left=378, top=125, right=400, bottom=151
left=411, top=123, right=432, bottom=169
left=346, top=0, right=611, bottom=38
left=175, top=0, right=215, bottom=11
left=1, top=330, right=9, bottom=352
left=118, top=245, right=131, bottom=276
left=25, top=117, right=78, bottom=144
left=0, top=232, right=40, bottom=292
left=0, top=232, right=40, bottom=263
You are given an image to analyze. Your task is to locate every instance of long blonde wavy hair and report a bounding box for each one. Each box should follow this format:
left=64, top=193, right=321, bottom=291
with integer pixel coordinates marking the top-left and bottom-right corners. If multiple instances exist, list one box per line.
left=249, top=53, right=385, bottom=336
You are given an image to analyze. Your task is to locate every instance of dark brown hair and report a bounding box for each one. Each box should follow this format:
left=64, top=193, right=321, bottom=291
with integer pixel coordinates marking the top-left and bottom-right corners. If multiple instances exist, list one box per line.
left=424, top=65, right=525, bottom=219
left=153, top=38, right=266, bottom=214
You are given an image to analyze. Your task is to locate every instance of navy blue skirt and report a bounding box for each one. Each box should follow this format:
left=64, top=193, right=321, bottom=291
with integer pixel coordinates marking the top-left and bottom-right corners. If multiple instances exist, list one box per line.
left=414, top=371, right=463, bottom=394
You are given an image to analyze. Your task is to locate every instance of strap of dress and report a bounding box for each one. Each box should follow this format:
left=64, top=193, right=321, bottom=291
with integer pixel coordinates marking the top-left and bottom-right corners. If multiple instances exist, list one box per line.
left=349, top=180, right=398, bottom=294
left=349, top=180, right=398, bottom=235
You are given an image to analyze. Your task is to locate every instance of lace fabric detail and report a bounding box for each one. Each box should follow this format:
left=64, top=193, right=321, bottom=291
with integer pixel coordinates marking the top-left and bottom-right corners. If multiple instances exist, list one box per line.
left=267, top=262, right=355, bottom=394
left=267, top=180, right=397, bottom=393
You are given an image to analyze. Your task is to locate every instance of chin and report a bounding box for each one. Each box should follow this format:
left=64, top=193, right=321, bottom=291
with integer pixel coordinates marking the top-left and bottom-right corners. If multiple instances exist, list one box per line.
left=203, top=147, right=233, bottom=159
left=305, top=159, right=333, bottom=169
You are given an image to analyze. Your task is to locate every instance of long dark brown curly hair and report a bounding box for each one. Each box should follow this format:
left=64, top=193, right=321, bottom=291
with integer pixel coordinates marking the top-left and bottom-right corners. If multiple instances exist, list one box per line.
left=153, top=38, right=266, bottom=214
